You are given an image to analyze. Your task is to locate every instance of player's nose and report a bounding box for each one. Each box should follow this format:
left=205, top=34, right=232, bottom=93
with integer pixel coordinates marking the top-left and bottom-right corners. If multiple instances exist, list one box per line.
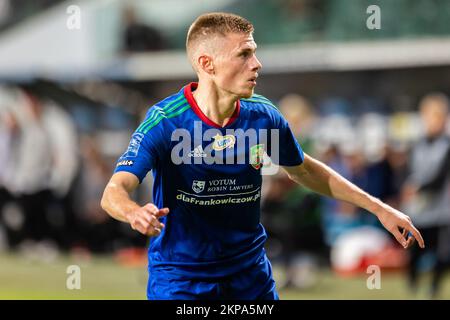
left=251, top=55, right=262, bottom=71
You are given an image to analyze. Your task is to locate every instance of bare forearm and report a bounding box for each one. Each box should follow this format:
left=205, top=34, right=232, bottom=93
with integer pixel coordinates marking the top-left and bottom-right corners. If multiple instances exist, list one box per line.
left=284, top=154, right=425, bottom=248
left=286, top=155, right=384, bottom=216
left=101, top=172, right=168, bottom=237
left=101, top=182, right=140, bottom=223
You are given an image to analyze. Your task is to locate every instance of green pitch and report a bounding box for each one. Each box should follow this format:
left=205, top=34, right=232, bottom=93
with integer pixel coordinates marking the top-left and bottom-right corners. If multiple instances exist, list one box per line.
left=0, top=253, right=449, bottom=300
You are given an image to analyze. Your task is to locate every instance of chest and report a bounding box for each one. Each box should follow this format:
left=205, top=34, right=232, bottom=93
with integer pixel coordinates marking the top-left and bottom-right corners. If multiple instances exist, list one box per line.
left=163, top=119, right=276, bottom=194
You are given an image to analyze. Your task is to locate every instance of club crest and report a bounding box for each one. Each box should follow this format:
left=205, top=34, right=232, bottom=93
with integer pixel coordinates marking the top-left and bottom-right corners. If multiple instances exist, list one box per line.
left=192, top=180, right=206, bottom=193
left=250, top=144, right=265, bottom=170
left=212, top=134, right=236, bottom=151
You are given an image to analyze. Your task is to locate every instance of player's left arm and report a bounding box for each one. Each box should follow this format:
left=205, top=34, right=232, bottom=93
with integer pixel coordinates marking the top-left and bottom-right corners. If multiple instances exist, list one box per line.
left=282, top=153, right=425, bottom=249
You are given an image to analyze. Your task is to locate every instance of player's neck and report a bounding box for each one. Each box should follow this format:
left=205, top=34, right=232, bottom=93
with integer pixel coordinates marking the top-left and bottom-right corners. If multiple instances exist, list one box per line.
left=192, top=82, right=238, bottom=127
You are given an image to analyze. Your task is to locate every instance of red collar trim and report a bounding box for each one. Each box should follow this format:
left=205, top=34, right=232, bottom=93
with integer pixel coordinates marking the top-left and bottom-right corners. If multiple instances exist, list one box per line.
left=183, top=82, right=240, bottom=128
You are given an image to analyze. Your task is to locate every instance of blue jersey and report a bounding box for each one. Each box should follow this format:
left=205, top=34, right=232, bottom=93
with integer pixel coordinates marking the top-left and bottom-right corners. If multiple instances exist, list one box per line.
left=115, top=82, right=304, bottom=279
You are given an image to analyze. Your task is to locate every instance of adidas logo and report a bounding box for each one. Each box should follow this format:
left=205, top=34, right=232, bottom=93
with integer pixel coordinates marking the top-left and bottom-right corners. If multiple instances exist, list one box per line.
left=188, top=145, right=207, bottom=158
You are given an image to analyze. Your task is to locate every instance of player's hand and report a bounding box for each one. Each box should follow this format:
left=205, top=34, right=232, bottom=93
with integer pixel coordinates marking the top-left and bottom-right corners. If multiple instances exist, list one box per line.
left=126, top=203, right=169, bottom=237
left=376, top=204, right=425, bottom=249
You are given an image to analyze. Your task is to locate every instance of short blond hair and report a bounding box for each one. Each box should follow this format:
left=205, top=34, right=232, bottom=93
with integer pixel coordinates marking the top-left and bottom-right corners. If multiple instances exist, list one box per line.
left=186, top=12, right=254, bottom=69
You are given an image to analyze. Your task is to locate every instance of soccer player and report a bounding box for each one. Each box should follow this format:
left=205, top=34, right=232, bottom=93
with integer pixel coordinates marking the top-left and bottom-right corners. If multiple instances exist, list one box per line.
left=101, top=12, right=425, bottom=300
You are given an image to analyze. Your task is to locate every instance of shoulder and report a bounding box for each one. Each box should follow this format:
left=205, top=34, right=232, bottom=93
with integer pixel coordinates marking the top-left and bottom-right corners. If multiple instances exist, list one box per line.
left=136, top=91, right=191, bottom=134
left=240, top=93, right=285, bottom=123
left=240, top=93, right=278, bottom=112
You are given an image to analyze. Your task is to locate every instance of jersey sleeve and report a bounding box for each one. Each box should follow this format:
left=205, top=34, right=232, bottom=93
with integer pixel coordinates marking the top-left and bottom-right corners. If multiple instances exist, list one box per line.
left=114, top=111, right=167, bottom=183
left=270, top=109, right=305, bottom=167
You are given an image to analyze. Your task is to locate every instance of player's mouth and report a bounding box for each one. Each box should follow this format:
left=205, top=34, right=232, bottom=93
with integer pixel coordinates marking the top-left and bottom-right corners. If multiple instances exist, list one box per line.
left=248, top=75, right=258, bottom=86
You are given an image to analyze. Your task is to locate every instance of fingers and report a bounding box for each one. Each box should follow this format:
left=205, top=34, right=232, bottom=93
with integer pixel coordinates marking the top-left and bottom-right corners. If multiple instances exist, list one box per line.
left=129, top=204, right=170, bottom=237
left=405, top=233, right=415, bottom=249
left=401, top=228, right=407, bottom=238
left=143, top=204, right=170, bottom=218
left=392, top=228, right=408, bottom=248
left=400, top=229, right=415, bottom=249
left=154, top=207, right=170, bottom=218
left=406, top=224, right=425, bottom=249
left=394, top=224, right=425, bottom=249
left=147, top=214, right=165, bottom=231
left=130, top=215, right=159, bottom=236
left=143, top=203, right=159, bottom=215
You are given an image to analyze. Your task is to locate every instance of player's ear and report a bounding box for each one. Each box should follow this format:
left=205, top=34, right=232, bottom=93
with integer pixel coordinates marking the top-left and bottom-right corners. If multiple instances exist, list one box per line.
left=197, top=55, right=215, bottom=75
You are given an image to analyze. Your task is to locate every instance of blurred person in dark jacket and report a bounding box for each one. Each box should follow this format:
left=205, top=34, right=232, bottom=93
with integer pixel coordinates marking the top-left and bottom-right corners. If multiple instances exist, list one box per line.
left=3, top=88, right=79, bottom=256
left=73, top=135, right=129, bottom=253
left=0, top=99, right=22, bottom=249
left=121, top=4, right=166, bottom=53
left=402, top=93, right=450, bottom=298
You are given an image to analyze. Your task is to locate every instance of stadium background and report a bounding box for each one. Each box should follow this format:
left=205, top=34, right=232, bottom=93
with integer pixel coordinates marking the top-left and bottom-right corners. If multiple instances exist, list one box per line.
left=0, top=0, right=450, bottom=299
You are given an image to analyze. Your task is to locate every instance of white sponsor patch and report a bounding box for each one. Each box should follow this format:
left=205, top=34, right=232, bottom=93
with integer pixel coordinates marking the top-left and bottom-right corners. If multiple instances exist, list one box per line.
left=123, top=133, right=144, bottom=158
left=117, top=160, right=134, bottom=167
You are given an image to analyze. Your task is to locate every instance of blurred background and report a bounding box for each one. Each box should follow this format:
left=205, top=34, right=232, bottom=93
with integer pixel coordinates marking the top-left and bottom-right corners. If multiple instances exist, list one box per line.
left=1, top=0, right=450, bottom=299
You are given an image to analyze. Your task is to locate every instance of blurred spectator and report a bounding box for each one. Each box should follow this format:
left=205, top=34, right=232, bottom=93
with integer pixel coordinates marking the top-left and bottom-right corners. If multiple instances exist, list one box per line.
left=0, top=87, right=80, bottom=255
left=5, top=90, right=56, bottom=254
left=330, top=226, right=408, bottom=276
left=262, top=94, right=323, bottom=289
left=319, top=145, right=356, bottom=248
left=402, top=93, right=450, bottom=298
left=121, top=4, right=166, bottom=53
left=365, top=146, right=397, bottom=205
left=72, top=135, right=128, bottom=253
left=385, top=142, right=411, bottom=209
left=42, top=98, right=80, bottom=250
left=262, top=170, right=323, bottom=289
left=322, top=144, right=405, bottom=275
left=2, top=84, right=146, bottom=255
left=0, top=91, right=22, bottom=249
left=278, top=94, right=318, bottom=154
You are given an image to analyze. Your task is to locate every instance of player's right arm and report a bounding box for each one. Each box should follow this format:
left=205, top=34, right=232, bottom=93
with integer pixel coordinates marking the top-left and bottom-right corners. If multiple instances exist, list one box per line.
left=101, top=171, right=169, bottom=237
left=102, top=100, right=173, bottom=236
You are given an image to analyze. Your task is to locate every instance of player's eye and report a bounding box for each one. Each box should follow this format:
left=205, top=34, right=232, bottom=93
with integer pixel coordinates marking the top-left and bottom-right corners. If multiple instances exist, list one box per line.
left=239, top=51, right=250, bottom=58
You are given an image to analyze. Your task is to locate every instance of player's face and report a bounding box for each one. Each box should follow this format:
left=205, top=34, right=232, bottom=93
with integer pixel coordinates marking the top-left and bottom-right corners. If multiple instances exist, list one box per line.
left=213, top=32, right=262, bottom=98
